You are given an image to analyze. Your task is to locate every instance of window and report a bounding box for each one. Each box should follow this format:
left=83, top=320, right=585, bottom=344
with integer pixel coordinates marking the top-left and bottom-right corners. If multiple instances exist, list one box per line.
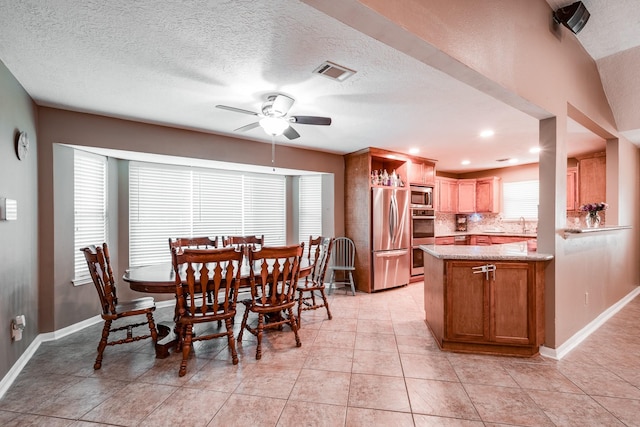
left=74, top=151, right=108, bottom=284
left=129, top=162, right=286, bottom=267
left=299, top=175, right=322, bottom=240
left=502, top=180, right=539, bottom=219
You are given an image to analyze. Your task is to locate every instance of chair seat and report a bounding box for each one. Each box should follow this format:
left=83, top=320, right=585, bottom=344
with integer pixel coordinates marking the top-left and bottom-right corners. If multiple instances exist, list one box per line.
left=178, top=309, right=235, bottom=324
left=113, top=297, right=155, bottom=315
left=241, top=298, right=296, bottom=313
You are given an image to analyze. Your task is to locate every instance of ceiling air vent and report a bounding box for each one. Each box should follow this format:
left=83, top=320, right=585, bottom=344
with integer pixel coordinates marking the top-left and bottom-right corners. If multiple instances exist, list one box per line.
left=313, top=61, right=356, bottom=82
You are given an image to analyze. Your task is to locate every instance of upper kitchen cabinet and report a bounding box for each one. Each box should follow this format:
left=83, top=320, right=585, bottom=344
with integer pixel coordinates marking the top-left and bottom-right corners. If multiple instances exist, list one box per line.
left=577, top=151, right=606, bottom=206
left=476, top=177, right=501, bottom=213
left=566, top=166, right=578, bottom=211
left=436, top=177, right=458, bottom=213
left=409, top=160, right=436, bottom=186
left=457, top=179, right=476, bottom=213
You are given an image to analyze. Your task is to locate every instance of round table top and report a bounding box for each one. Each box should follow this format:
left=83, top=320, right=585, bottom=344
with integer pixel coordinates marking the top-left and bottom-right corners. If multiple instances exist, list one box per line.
left=124, top=260, right=313, bottom=294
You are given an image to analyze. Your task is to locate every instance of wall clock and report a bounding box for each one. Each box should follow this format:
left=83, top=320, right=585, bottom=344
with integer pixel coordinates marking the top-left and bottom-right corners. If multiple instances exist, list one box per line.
left=15, top=131, right=30, bottom=160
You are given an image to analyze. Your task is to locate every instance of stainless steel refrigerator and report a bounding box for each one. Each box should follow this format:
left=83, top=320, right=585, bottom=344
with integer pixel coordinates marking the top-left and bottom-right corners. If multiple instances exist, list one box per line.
left=371, top=187, right=411, bottom=291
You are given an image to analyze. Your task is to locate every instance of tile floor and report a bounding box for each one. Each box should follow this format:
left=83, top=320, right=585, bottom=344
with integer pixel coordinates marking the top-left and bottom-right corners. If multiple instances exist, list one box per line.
left=1, top=283, right=640, bottom=426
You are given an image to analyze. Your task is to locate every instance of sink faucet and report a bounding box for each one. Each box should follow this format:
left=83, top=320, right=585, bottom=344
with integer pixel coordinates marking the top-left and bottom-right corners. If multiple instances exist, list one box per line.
left=519, top=216, right=526, bottom=234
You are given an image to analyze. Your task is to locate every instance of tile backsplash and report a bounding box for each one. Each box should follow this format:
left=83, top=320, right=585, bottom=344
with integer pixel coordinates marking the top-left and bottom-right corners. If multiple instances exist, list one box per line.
left=436, top=213, right=538, bottom=235
left=436, top=211, right=604, bottom=235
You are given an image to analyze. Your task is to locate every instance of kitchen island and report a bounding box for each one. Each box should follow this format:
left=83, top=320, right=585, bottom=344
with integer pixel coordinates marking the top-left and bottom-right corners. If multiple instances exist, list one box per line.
left=420, top=243, right=553, bottom=357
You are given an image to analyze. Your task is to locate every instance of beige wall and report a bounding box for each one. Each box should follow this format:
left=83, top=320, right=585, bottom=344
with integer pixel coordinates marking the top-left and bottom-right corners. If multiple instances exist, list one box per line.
left=310, top=0, right=640, bottom=348
left=37, top=107, right=346, bottom=331
left=0, top=60, right=39, bottom=379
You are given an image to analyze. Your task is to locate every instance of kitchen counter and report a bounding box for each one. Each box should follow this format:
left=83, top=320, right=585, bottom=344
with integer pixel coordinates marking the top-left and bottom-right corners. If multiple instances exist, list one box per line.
left=420, top=242, right=553, bottom=261
left=422, top=242, right=550, bottom=357
left=436, top=231, right=537, bottom=238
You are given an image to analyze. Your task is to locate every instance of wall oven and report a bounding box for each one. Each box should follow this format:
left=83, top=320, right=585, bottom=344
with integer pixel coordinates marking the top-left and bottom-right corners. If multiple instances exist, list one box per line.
left=410, top=185, right=433, bottom=209
left=410, top=208, right=435, bottom=276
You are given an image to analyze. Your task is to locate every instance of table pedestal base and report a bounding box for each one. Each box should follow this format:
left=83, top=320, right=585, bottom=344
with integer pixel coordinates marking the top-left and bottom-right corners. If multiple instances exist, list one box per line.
left=154, top=322, right=177, bottom=359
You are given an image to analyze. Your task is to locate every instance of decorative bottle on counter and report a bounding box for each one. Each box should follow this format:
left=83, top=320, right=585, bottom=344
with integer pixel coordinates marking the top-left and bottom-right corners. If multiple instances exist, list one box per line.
left=381, top=169, right=389, bottom=186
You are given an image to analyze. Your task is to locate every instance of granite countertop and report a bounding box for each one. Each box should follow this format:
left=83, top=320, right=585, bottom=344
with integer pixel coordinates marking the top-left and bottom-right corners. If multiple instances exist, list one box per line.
left=420, top=242, right=553, bottom=261
left=436, top=231, right=538, bottom=238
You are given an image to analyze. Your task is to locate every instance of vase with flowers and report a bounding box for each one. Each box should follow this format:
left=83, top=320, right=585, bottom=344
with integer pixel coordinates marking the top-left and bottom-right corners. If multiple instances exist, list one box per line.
left=580, top=202, right=608, bottom=228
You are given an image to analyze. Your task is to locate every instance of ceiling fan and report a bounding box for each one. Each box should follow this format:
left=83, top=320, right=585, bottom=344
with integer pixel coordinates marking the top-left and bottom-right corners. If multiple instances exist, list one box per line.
left=215, top=94, right=331, bottom=140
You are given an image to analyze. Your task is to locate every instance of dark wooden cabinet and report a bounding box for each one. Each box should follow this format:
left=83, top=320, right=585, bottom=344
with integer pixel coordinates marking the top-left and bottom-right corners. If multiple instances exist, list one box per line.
left=577, top=152, right=606, bottom=206
left=436, top=177, right=458, bottom=213
left=566, top=167, right=578, bottom=211
left=424, top=256, right=545, bottom=356
left=409, top=161, right=436, bottom=186
left=457, top=179, right=476, bottom=213
left=476, top=177, right=501, bottom=213
left=435, top=236, right=455, bottom=245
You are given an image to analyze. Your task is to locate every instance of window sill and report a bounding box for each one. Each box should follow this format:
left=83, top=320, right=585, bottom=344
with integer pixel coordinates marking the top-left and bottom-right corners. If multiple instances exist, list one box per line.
left=72, top=278, right=92, bottom=287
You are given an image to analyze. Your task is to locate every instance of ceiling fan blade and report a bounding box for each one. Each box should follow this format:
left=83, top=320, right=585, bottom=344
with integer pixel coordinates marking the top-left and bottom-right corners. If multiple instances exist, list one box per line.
left=290, top=116, right=332, bottom=126
left=272, top=94, right=295, bottom=116
left=234, top=122, right=261, bottom=132
left=216, top=105, right=259, bottom=116
left=283, top=126, right=300, bottom=140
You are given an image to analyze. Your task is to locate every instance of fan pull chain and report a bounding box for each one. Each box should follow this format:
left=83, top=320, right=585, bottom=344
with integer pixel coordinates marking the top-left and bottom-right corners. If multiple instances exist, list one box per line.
left=271, top=135, right=276, bottom=172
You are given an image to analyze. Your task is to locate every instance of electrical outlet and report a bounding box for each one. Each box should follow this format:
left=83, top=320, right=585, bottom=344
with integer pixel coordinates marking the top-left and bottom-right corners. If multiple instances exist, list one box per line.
left=585, top=292, right=589, bottom=305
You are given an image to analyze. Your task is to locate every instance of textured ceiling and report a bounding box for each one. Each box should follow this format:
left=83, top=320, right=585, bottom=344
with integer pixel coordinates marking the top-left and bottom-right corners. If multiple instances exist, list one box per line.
left=0, top=0, right=631, bottom=173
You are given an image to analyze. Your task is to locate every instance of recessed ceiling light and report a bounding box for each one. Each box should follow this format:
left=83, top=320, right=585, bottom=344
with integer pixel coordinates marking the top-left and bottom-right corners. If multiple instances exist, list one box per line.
left=479, top=129, right=495, bottom=138
left=508, top=158, right=518, bottom=164
left=529, top=147, right=541, bottom=153
left=409, top=148, right=419, bottom=154
left=461, top=160, right=470, bottom=165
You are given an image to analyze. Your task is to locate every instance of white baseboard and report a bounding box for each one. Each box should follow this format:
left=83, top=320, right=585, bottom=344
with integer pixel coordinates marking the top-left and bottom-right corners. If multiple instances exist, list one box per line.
left=0, top=299, right=175, bottom=399
left=540, top=286, right=640, bottom=360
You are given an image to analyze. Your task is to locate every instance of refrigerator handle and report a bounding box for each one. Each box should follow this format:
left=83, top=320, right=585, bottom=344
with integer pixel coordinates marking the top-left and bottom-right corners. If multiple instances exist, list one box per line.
left=389, top=192, right=397, bottom=244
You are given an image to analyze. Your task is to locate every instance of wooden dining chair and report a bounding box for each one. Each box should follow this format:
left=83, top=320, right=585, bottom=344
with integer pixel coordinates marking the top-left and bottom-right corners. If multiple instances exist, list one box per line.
left=172, top=247, right=243, bottom=376
left=237, top=244, right=304, bottom=360
left=297, top=236, right=334, bottom=324
left=81, top=243, right=158, bottom=370
left=168, top=236, right=218, bottom=254
left=222, top=235, right=263, bottom=252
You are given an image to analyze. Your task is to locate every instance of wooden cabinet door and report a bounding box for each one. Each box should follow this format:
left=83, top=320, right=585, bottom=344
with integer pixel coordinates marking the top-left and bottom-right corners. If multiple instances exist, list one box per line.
left=437, top=178, right=457, bottom=213
left=409, top=162, right=424, bottom=184
left=410, top=161, right=436, bottom=185
left=446, top=261, right=488, bottom=341
left=476, top=177, right=501, bottom=213
left=566, top=167, right=578, bottom=211
left=489, top=262, right=532, bottom=344
left=457, top=180, right=476, bottom=213
left=436, top=236, right=455, bottom=245
left=578, top=152, right=606, bottom=206
left=474, top=235, right=492, bottom=246
left=422, top=163, right=436, bottom=185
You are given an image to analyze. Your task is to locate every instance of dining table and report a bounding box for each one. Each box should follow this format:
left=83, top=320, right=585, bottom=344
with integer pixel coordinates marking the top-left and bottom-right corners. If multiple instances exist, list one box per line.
left=123, top=258, right=313, bottom=358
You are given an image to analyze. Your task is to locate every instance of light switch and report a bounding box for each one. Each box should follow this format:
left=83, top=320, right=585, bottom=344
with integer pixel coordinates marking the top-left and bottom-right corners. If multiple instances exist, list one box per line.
left=0, top=198, right=17, bottom=221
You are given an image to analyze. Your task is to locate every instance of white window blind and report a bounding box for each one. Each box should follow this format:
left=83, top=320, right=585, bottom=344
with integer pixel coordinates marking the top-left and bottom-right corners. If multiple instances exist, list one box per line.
left=130, top=163, right=192, bottom=266
left=502, top=180, right=539, bottom=219
left=299, top=175, right=322, bottom=241
left=74, top=151, right=108, bottom=284
left=243, top=174, right=286, bottom=245
left=129, top=162, right=286, bottom=267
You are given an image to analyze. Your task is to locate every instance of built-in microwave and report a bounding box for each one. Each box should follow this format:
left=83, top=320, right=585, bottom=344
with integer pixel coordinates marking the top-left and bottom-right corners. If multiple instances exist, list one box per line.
left=410, top=185, right=433, bottom=209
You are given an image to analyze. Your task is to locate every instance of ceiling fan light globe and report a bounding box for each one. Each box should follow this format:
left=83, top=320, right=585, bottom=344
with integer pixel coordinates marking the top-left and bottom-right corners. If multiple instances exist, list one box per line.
left=259, top=117, right=289, bottom=136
